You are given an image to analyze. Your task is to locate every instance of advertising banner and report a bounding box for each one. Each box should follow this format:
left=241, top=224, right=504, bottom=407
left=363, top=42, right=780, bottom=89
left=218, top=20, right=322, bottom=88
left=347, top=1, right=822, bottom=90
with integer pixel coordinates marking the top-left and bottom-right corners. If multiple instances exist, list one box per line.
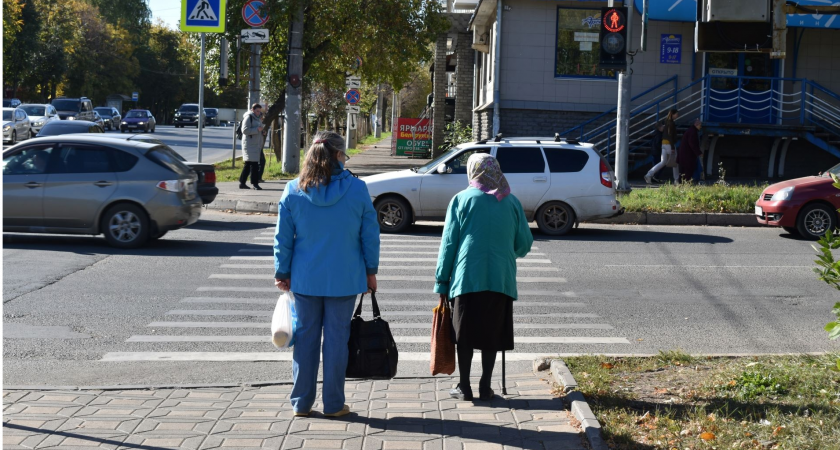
left=393, top=118, right=432, bottom=157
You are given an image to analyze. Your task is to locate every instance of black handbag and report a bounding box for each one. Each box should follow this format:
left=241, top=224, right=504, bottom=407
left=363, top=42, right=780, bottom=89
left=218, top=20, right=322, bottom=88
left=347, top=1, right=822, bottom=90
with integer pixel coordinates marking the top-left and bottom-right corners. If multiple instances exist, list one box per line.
left=346, top=291, right=399, bottom=379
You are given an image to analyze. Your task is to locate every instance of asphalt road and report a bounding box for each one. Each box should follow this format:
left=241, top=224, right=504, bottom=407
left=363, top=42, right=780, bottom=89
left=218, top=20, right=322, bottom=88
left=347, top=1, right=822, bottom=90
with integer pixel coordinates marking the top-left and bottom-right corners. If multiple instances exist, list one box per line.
left=3, top=212, right=839, bottom=387
left=3, top=125, right=240, bottom=164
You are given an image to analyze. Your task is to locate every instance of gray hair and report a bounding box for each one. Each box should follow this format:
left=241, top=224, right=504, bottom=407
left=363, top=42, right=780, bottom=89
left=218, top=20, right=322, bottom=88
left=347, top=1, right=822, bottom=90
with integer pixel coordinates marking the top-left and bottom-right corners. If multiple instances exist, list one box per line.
left=298, top=131, right=346, bottom=191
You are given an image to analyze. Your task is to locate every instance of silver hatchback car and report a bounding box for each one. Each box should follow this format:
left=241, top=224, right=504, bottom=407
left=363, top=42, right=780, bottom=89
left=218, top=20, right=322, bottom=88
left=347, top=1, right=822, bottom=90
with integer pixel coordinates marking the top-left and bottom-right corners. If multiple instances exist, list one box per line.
left=3, top=135, right=202, bottom=248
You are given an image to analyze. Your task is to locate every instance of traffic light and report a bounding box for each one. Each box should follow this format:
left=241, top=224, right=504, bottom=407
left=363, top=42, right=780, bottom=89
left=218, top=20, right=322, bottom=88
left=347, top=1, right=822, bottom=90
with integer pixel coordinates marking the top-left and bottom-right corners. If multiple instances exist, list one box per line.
left=600, top=7, right=628, bottom=67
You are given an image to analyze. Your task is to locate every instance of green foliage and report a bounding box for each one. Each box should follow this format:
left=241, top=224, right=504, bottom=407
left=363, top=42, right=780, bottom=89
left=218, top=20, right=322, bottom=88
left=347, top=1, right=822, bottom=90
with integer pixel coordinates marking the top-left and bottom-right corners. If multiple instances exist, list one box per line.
left=440, top=122, right=473, bottom=153
left=620, top=183, right=767, bottom=213
left=813, top=172, right=840, bottom=370
left=723, top=369, right=789, bottom=400
left=2, top=0, right=23, bottom=47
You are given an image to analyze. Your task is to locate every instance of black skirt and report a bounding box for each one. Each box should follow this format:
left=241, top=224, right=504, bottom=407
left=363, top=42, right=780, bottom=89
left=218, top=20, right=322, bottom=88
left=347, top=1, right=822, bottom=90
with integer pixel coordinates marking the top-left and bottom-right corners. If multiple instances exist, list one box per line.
left=451, top=291, right=514, bottom=352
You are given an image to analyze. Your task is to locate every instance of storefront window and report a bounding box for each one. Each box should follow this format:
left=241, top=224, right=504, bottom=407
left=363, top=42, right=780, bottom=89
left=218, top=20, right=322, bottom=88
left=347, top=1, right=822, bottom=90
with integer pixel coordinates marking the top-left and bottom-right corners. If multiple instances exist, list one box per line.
left=555, top=7, right=617, bottom=79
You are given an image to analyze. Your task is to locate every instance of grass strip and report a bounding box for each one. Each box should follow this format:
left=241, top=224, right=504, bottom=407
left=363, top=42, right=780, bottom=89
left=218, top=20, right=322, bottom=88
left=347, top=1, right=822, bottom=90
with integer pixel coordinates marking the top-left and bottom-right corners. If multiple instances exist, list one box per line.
left=557, top=352, right=840, bottom=449
left=621, top=183, right=768, bottom=214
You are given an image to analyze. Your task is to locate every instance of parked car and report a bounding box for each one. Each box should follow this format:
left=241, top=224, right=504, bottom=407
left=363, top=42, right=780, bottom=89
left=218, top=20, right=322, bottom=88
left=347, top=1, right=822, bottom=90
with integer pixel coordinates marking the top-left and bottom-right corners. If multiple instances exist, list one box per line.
left=174, top=104, right=204, bottom=128
left=3, top=98, right=22, bottom=108
left=204, top=108, right=220, bottom=126
left=3, top=108, right=32, bottom=144
left=36, top=120, right=104, bottom=137
left=755, top=163, right=840, bottom=239
left=87, top=134, right=218, bottom=205
left=19, top=104, right=60, bottom=136
left=362, top=137, right=623, bottom=234
left=51, top=97, right=95, bottom=121
left=120, top=109, right=156, bottom=133
left=94, top=107, right=121, bottom=131
left=92, top=111, right=106, bottom=130
left=2, top=135, right=201, bottom=248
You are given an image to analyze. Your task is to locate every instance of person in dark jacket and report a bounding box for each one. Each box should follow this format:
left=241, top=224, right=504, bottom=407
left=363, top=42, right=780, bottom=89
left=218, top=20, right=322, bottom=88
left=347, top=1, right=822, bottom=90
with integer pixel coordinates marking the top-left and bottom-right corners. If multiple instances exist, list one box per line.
left=677, top=119, right=703, bottom=183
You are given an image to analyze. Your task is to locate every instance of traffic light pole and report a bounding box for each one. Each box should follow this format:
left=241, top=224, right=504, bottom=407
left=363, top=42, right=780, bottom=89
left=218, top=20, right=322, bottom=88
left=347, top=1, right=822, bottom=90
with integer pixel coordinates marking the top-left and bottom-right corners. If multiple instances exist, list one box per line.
left=198, top=32, right=205, bottom=163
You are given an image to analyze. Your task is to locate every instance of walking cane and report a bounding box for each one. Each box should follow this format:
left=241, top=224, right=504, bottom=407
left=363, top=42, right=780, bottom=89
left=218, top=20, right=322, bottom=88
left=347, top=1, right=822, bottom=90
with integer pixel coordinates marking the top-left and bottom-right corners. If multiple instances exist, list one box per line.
left=501, top=351, right=507, bottom=395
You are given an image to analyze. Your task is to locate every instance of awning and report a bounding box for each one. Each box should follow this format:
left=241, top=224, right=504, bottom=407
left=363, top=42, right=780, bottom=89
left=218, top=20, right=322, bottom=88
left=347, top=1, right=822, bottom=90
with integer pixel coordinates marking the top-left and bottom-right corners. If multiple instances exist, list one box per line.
left=633, top=0, right=840, bottom=29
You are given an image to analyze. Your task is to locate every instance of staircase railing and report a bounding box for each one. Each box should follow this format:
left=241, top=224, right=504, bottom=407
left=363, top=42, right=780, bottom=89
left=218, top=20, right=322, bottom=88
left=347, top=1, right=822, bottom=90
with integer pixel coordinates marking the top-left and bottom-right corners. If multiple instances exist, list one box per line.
left=803, top=80, right=840, bottom=142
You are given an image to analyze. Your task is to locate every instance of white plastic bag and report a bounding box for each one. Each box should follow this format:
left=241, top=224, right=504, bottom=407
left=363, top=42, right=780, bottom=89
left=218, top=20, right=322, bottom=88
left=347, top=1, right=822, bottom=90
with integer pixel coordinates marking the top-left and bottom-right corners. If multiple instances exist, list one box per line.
left=271, top=292, right=297, bottom=348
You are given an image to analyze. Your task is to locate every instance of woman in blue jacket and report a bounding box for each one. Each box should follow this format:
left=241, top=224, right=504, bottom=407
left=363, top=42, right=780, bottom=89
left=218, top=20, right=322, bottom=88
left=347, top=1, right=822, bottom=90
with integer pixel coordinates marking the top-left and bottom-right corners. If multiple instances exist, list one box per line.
left=274, top=131, right=380, bottom=417
left=435, top=153, right=533, bottom=401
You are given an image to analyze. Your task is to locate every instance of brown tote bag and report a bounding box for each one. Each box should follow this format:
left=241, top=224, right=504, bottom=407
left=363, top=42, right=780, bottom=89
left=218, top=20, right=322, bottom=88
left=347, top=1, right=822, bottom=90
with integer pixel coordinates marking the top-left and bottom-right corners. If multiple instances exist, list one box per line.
left=430, top=297, right=456, bottom=375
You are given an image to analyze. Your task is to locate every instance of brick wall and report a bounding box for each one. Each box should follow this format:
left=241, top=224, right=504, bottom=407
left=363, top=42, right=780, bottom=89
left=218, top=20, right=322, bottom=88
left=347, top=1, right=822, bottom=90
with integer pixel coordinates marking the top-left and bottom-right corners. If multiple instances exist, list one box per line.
left=454, top=32, right=474, bottom=126
left=431, top=35, right=448, bottom=157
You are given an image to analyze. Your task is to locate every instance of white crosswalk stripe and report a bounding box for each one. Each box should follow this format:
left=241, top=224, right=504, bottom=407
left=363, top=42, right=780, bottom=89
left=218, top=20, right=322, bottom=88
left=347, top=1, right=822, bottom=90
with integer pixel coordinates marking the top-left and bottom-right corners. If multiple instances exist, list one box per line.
left=101, top=229, right=630, bottom=363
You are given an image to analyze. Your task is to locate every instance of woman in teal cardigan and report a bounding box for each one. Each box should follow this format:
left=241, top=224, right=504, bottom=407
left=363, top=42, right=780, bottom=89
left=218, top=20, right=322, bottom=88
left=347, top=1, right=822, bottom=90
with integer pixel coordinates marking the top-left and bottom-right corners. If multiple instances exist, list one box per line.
left=434, top=153, right=533, bottom=401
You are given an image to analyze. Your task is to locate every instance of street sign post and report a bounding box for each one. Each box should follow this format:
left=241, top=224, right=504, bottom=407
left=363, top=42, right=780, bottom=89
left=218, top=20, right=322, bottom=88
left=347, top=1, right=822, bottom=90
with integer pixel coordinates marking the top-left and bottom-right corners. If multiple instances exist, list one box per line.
left=241, top=28, right=269, bottom=44
left=345, top=76, right=361, bottom=89
left=242, top=0, right=269, bottom=27
left=131, top=92, right=138, bottom=102
left=344, top=89, right=361, bottom=105
left=181, top=0, right=227, bottom=32
left=346, top=105, right=360, bottom=114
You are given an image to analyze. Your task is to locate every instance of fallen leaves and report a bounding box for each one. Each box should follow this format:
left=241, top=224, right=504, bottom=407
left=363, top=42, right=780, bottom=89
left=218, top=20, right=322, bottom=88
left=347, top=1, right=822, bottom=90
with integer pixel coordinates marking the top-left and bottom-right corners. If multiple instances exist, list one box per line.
left=700, top=431, right=717, bottom=441
left=600, top=362, right=615, bottom=370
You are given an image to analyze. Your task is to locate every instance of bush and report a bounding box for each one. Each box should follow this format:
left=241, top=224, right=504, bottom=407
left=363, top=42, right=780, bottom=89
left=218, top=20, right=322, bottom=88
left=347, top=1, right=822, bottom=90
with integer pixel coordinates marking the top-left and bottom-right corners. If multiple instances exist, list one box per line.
left=621, top=183, right=767, bottom=214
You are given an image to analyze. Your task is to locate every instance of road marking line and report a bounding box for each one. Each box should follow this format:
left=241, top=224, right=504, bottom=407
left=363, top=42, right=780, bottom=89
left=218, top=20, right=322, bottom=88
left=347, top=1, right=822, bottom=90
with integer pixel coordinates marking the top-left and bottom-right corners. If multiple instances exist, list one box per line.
left=228, top=256, right=552, bottom=264
left=182, top=297, right=275, bottom=304
left=146, top=321, right=611, bottom=329
left=604, top=265, right=812, bottom=268
left=220, top=264, right=557, bottom=270
left=246, top=243, right=539, bottom=250
left=209, top=274, right=566, bottom=282
left=196, top=287, right=575, bottom=296
left=124, top=335, right=628, bottom=344
left=181, top=297, right=581, bottom=308
left=101, top=352, right=584, bottom=362
left=166, top=310, right=589, bottom=317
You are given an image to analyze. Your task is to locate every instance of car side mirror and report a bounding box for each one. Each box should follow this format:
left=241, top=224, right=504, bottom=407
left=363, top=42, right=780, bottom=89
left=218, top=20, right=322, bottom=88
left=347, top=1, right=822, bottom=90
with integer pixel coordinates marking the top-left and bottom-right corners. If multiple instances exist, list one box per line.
left=436, top=164, right=450, bottom=174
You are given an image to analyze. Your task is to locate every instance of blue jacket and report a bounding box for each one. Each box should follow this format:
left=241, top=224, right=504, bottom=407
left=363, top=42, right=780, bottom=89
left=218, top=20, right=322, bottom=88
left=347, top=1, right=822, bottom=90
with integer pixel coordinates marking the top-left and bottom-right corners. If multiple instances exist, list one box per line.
left=274, top=169, right=380, bottom=296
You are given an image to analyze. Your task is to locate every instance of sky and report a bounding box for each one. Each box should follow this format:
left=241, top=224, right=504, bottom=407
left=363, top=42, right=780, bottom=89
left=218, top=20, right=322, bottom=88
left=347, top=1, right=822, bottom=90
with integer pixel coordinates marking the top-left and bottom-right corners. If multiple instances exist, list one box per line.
left=148, top=0, right=182, bottom=29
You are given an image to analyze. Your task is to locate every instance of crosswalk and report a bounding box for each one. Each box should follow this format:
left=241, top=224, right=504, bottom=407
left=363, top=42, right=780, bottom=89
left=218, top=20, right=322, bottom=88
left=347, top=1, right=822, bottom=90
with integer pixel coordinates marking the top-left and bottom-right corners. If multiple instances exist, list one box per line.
left=101, top=228, right=630, bottom=363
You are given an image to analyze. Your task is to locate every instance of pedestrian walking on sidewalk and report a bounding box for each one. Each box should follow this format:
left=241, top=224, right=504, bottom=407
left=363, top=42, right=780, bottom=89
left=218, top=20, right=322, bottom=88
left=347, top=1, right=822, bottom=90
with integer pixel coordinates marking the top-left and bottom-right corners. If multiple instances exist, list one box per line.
left=645, top=109, right=681, bottom=185
left=678, top=118, right=703, bottom=183
left=239, top=103, right=264, bottom=190
left=434, top=153, right=533, bottom=402
left=274, top=130, right=380, bottom=417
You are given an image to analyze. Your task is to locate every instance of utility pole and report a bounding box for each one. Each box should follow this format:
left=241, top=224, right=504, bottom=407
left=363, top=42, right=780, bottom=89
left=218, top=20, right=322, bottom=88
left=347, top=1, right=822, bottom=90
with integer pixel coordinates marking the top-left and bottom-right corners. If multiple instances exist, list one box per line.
left=375, top=85, right=383, bottom=138
left=615, top=72, right=630, bottom=192
left=198, top=33, right=205, bottom=163
left=248, top=44, right=261, bottom=108
left=282, top=3, right=304, bottom=173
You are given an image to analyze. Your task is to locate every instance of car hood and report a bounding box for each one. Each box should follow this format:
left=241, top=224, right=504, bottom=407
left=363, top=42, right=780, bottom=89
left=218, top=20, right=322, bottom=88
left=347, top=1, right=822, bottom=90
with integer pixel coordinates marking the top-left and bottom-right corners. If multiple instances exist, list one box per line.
left=28, top=115, right=47, bottom=121
left=361, top=169, right=423, bottom=196
left=56, top=110, right=79, bottom=117
left=3, top=121, right=13, bottom=127
left=765, top=176, right=829, bottom=193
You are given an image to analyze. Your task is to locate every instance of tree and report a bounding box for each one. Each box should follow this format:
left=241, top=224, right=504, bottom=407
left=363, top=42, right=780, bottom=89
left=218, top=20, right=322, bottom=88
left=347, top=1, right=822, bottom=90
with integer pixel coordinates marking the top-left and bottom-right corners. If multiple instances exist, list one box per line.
left=812, top=172, right=840, bottom=371
left=3, top=0, right=24, bottom=48
left=3, top=0, right=42, bottom=98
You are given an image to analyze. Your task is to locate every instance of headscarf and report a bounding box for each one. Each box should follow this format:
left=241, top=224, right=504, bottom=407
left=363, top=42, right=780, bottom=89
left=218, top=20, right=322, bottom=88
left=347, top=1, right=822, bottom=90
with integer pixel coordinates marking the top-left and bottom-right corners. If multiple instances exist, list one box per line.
left=466, top=153, right=511, bottom=202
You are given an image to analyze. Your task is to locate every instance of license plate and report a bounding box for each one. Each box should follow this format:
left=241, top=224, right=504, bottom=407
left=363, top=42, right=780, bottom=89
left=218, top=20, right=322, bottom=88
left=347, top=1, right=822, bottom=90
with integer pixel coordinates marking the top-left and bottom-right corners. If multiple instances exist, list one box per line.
left=755, top=206, right=763, bottom=216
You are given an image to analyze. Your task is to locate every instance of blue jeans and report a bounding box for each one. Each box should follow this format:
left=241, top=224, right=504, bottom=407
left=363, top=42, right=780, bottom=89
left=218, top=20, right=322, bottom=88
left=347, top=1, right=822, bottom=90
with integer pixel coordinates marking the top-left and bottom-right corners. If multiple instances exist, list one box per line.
left=290, top=294, right=357, bottom=414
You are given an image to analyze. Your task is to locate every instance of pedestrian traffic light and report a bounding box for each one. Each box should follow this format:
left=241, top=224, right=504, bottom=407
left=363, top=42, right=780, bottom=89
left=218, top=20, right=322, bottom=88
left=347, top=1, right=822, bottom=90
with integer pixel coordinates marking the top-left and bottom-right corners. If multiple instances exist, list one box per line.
left=600, top=7, right=628, bottom=67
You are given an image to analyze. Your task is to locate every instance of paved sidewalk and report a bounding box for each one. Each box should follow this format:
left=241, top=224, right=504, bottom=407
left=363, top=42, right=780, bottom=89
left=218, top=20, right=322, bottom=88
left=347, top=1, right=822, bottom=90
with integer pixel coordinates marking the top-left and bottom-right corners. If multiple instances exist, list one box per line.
left=3, top=372, right=585, bottom=450
left=209, top=136, right=429, bottom=213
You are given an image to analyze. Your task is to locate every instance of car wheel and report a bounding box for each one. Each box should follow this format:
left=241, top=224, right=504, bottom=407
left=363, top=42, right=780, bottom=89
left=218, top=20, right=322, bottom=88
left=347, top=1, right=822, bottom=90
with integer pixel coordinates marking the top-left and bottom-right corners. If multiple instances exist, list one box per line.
left=375, top=196, right=412, bottom=233
left=101, top=203, right=150, bottom=249
left=796, top=203, right=837, bottom=240
left=536, top=201, right=576, bottom=236
left=10, top=130, right=16, bottom=145
left=29, top=130, right=34, bottom=139
left=782, top=226, right=799, bottom=235
left=151, top=126, right=155, bottom=133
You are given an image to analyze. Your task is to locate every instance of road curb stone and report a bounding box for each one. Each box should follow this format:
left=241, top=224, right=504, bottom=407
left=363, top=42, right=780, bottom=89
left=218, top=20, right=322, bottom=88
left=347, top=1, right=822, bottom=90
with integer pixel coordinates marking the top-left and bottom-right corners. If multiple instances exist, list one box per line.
left=587, top=212, right=759, bottom=227
left=550, top=359, right=609, bottom=450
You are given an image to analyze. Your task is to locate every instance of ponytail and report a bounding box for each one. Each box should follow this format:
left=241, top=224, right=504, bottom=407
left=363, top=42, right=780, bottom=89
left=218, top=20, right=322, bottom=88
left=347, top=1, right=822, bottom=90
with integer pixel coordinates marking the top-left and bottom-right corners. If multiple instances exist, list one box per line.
left=298, top=131, right=345, bottom=191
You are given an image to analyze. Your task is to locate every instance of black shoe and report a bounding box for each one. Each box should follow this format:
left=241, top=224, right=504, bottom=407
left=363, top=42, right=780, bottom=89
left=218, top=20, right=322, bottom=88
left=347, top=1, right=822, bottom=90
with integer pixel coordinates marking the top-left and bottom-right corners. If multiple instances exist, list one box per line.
left=449, top=384, right=473, bottom=401
left=478, top=387, right=495, bottom=401
left=252, top=184, right=263, bottom=190
left=239, top=184, right=250, bottom=189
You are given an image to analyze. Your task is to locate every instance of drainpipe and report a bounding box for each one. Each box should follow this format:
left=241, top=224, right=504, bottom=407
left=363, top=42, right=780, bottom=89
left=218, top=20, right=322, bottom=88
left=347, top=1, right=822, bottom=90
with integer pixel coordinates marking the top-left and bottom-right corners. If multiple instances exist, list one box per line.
left=492, top=0, right=503, bottom=136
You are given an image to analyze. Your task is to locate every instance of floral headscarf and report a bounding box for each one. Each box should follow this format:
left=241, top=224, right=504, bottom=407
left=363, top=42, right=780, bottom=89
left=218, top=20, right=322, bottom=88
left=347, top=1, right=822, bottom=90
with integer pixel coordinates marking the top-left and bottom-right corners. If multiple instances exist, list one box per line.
left=466, top=153, right=511, bottom=202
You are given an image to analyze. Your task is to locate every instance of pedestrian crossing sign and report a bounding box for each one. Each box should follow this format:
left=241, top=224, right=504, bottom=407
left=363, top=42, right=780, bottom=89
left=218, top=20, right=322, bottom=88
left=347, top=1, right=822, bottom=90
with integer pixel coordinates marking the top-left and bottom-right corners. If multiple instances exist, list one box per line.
left=181, top=0, right=226, bottom=32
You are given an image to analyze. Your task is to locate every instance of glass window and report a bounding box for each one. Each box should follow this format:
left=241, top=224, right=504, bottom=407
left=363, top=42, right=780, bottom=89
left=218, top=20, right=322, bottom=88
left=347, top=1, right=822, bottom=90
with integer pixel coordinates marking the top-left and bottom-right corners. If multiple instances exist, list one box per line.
left=20, top=106, right=45, bottom=116
left=52, top=99, right=81, bottom=111
left=112, top=150, right=139, bottom=172
left=447, top=147, right=491, bottom=174
left=146, top=146, right=192, bottom=175
left=53, top=146, right=113, bottom=173
left=543, top=148, right=590, bottom=173
left=125, top=111, right=145, bottom=118
left=37, top=121, right=95, bottom=136
left=555, top=7, right=617, bottom=79
left=89, top=125, right=104, bottom=133
left=495, top=147, right=546, bottom=174
left=16, top=110, right=24, bottom=120
left=3, top=146, right=54, bottom=175
left=3, top=110, right=13, bottom=121
left=179, top=105, right=199, bottom=113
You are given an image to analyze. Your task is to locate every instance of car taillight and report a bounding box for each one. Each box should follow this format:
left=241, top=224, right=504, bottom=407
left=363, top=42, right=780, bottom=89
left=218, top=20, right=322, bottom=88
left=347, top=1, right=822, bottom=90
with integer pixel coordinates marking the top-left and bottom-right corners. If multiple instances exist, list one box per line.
left=156, top=180, right=185, bottom=193
left=599, top=159, right=612, bottom=188
left=204, top=171, right=216, bottom=184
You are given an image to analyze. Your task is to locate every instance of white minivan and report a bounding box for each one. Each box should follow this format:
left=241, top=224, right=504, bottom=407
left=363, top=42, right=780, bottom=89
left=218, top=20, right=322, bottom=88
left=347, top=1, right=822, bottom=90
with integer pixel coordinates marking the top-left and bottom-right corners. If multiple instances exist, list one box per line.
left=362, top=137, right=623, bottom=235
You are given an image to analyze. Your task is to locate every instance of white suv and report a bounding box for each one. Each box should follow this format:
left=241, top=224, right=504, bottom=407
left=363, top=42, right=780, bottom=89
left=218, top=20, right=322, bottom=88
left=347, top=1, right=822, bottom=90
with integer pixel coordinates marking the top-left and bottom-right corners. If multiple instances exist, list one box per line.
left=362, top=137, right=623, bottom=235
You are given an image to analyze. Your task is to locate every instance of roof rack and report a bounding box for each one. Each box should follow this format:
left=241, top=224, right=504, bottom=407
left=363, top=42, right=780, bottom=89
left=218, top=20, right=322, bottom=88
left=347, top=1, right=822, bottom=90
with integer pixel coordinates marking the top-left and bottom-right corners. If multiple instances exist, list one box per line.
left=494, top=133, right=503, bottom=142
left=553, top=133, right=580, bottom=145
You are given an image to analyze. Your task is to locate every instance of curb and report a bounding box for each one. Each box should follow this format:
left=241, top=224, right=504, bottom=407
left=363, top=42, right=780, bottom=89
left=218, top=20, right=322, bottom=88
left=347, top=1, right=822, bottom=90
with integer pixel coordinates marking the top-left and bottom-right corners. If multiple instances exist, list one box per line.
left=205, top=200, right=277, bottom=214
left=587, top=212, right=759, bottom=227
left=550, top=359, right=609, bottom=450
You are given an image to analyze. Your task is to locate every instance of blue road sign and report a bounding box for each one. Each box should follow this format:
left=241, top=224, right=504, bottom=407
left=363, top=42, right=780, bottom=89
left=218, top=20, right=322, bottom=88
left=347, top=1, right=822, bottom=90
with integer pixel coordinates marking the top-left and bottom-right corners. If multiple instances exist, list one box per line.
left=242, top=0, right=269, bottom=28
left=345, top=89, right=361, bottom=105
left=181, top=0, right=227, bottom=33
left=132, top=92, right=139, bottom=101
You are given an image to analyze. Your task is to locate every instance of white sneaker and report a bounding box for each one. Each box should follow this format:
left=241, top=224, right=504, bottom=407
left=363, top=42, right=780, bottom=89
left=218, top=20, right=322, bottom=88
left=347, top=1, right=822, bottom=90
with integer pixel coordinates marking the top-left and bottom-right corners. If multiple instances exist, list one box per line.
left=644, top=175, right=652, bottom=184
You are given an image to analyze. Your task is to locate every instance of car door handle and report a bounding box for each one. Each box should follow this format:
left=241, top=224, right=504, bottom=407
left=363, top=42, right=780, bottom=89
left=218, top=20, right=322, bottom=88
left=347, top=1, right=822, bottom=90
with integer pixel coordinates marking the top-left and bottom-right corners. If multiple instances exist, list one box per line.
left=94, top=181, right=114, bottom=187
left=533, top=176, right=548, bottom=182
left=24, top=181, right=43, bottom=188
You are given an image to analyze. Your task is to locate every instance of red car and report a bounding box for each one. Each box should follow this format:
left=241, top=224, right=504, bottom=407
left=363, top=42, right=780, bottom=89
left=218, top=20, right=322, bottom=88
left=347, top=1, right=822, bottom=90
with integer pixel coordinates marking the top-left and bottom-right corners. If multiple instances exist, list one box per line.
left=755, top=163, right=840, bottom=239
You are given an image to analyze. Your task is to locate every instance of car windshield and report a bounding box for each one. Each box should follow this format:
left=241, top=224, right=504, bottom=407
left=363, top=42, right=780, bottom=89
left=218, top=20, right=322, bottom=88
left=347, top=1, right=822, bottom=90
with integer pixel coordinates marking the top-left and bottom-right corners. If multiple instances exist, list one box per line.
left=414, top=147, right=466, bottom=174
left=3, top=110, right=12, bottom=121
left=20, top=106, right=45, bottom=116
left=52, top=99, right=81, bottom=111
left=125, top=111, right=145, bottom=118
left=825, top=163, right=840, bottom=178
left=94, top=108, right=112, bottom=116
left=179, top=105, right=199, bottom=113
